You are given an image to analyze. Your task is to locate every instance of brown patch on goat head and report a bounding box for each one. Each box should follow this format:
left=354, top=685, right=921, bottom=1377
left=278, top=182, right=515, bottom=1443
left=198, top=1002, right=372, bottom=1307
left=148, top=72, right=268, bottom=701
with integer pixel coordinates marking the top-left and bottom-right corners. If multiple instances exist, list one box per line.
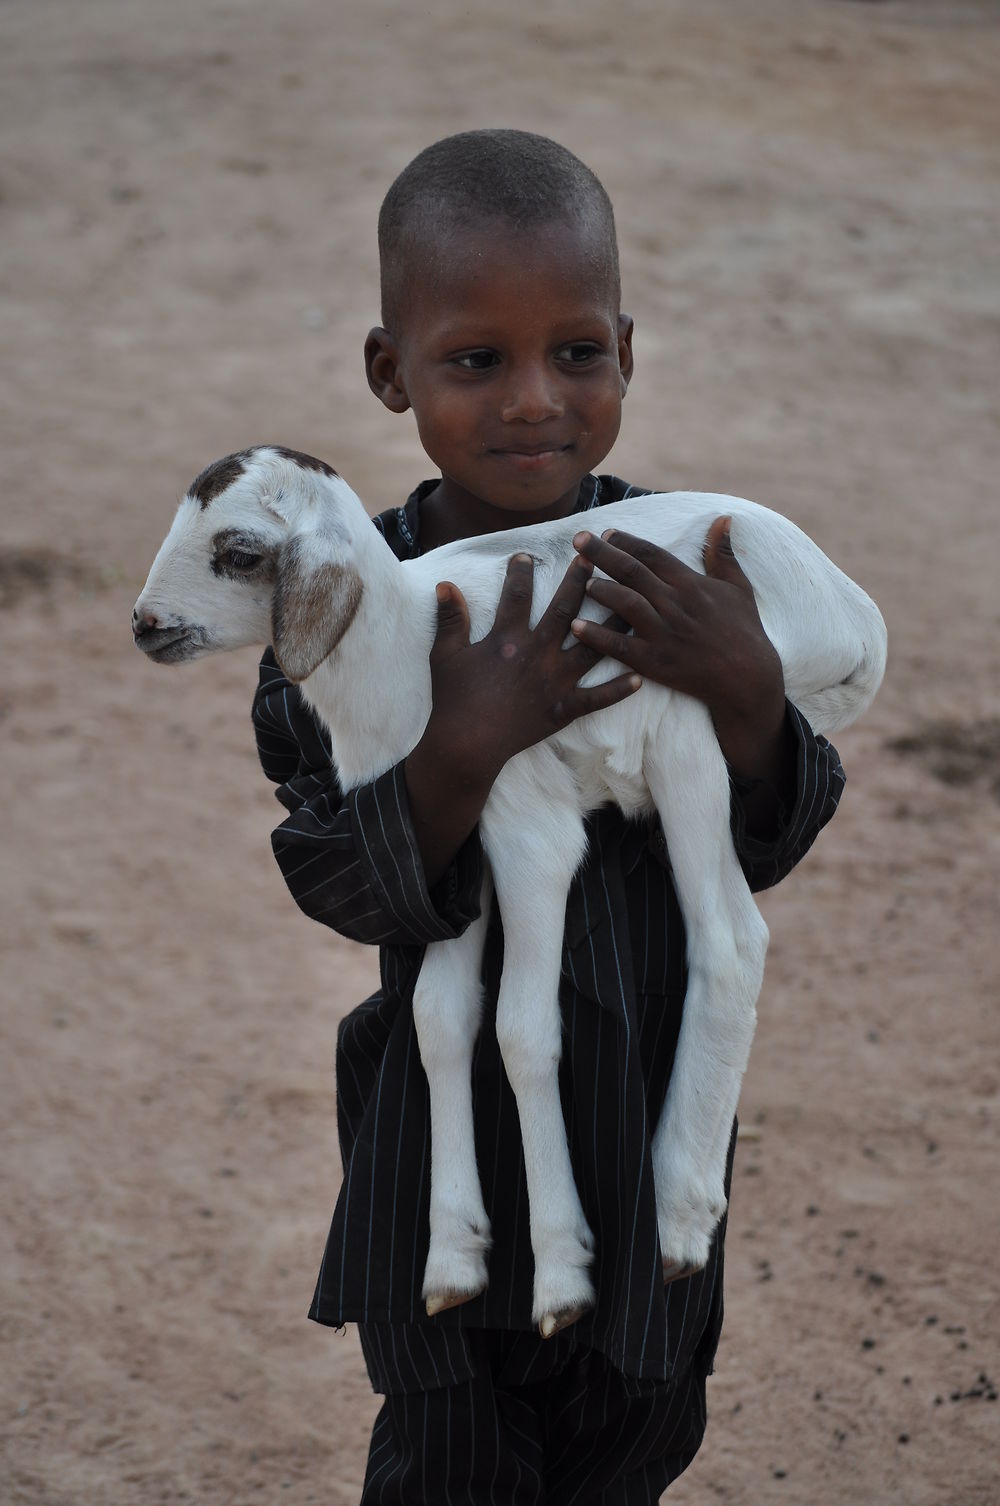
left=189, top=451, right=252, bottom=508
left=188, top=447, right=338, bottom=510
left=271, top=548, right=363, bottom=683
left=270, top=447, right=340, bottom=478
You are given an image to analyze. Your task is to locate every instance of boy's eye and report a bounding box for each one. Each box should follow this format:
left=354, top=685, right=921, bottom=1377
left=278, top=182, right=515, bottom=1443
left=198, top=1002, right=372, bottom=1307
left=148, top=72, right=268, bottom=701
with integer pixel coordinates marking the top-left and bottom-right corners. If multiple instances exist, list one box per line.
left=453, top=350, right=500, bottom=371
left=557, top=342, right=602, bottom=365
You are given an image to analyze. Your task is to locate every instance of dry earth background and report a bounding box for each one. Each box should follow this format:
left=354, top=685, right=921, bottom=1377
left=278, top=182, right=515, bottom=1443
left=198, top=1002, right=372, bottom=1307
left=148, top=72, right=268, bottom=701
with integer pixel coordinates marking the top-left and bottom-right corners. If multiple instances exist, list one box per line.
left=2, top=1, right=998, bottom=1502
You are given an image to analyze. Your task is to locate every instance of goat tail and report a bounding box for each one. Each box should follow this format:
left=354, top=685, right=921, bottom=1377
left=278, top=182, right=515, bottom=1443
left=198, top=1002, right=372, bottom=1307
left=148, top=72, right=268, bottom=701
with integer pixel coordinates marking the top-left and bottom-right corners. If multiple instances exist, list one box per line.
left=792, top=611, right=888, bottom=737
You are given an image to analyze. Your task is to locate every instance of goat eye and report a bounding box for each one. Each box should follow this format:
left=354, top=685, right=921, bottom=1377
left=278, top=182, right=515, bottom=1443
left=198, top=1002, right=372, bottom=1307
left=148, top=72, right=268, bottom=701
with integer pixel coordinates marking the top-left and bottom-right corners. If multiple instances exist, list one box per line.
left=221, top=548, right=262, bottom=570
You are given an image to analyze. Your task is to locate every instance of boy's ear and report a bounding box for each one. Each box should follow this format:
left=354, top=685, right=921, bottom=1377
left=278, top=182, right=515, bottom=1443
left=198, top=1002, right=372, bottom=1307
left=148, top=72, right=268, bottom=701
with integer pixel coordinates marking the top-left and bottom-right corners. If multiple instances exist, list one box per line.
left=617, top=313, right=635, bottom=396
left=365, top=327, right=411, bottom=414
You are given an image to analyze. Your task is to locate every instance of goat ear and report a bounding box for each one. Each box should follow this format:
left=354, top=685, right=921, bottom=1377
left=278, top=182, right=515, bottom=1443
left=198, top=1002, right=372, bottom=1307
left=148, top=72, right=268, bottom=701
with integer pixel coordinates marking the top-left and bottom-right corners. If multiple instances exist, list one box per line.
left=271, top=540, right=364, bottom=683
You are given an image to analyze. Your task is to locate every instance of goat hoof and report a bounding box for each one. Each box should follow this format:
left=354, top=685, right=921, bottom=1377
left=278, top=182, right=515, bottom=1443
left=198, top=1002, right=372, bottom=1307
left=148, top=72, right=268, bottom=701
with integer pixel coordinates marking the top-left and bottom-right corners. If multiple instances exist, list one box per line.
left=662, top=1260, right=703, bottom=1286
left=538, top=1305, right=588, bottom=1339
left=425, top=1286, right=486, bottom=1318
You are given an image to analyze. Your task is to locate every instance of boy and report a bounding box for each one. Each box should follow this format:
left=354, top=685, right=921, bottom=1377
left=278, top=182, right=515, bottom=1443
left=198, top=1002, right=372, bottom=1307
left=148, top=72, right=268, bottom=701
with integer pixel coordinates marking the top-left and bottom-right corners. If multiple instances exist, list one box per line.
left=253, top=130, right=845, bottom=1503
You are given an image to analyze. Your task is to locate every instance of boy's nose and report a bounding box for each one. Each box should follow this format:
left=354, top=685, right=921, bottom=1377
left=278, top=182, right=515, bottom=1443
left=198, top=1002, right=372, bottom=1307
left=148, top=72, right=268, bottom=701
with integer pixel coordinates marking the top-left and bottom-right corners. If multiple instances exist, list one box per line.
left=501, top=368, right=564, bottom=423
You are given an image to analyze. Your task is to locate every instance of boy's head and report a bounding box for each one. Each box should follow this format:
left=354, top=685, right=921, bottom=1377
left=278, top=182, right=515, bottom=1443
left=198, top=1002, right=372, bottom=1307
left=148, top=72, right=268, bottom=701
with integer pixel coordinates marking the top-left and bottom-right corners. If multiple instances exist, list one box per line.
left=377, top=129, right=621, bottom=335
left=366, top=130, right=634, bottom=524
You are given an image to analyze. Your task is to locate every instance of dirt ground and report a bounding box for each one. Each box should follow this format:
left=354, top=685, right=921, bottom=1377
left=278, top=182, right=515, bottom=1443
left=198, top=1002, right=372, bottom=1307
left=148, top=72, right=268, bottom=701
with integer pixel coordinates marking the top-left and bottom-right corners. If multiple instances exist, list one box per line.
left=2, top=1, right=998, bottom=1502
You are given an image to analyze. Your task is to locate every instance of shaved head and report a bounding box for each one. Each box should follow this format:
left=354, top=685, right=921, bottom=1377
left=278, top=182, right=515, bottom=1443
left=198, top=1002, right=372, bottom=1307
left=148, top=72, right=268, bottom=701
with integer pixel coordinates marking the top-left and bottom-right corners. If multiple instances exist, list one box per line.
left=378, top=130, right=621, bottom=334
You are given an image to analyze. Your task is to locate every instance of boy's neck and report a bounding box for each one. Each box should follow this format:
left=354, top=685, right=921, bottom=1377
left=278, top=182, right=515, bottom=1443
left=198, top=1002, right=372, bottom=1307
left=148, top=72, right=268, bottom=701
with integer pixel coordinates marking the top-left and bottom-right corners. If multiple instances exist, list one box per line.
left=418, top=475, right=590, bottom=551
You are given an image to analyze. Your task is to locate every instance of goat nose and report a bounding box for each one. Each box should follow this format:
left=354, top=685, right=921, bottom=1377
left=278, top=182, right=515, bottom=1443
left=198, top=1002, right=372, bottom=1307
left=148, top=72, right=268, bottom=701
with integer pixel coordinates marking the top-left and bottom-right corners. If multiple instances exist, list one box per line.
left=132, top=607, right=160, bottom=636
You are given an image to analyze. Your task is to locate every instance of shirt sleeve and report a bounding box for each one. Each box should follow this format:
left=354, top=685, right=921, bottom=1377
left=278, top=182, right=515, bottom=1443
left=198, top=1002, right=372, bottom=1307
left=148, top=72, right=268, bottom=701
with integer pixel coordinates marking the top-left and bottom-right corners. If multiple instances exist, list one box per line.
left=728, top=701, right=846, bottom=894
left=252, top=649, right=484, bottom=946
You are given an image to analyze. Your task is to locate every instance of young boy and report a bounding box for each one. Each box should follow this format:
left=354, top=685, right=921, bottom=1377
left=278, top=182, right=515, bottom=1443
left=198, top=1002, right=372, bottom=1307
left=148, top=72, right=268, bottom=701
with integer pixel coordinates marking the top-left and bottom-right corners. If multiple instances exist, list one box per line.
left=253, top=130, right=845, bottom=1503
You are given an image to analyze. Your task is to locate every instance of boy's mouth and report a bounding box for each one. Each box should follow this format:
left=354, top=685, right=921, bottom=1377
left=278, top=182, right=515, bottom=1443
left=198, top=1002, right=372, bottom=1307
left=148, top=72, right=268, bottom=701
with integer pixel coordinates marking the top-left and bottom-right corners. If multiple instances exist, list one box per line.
left=490, top=442, right=572, bottom=470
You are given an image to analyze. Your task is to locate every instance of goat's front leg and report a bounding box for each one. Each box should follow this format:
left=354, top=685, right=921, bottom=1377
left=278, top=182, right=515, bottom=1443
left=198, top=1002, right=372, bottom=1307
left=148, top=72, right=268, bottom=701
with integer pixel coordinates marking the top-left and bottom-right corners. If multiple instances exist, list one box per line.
left=481, top=751, right=594, bottom=1337
left=644, top=699, right=769, bottom=1278
left=413, top=875, right=493, bottom=1315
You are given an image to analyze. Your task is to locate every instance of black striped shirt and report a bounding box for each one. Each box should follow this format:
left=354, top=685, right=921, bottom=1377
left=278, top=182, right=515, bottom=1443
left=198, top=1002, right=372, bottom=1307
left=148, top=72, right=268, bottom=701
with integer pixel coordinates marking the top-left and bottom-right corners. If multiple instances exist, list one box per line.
left=252, top=474, right=846, bottom=1391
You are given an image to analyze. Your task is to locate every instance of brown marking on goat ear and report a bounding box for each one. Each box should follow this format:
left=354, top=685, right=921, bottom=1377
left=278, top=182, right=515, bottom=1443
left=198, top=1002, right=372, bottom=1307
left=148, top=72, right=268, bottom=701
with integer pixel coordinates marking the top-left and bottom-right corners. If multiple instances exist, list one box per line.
left=189, top=451, right=253, bottom=508
left=270, top=447, right=339, bottom=478
left=271, top=546, right=363, bottom=683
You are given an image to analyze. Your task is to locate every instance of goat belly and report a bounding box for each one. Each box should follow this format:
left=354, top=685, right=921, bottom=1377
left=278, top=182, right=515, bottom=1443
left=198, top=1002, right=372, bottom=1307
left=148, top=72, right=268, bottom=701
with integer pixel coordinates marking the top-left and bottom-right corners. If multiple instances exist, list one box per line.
left=554, top=691, right=665, bottom=818
left=560, top=750, right=657, bottom=819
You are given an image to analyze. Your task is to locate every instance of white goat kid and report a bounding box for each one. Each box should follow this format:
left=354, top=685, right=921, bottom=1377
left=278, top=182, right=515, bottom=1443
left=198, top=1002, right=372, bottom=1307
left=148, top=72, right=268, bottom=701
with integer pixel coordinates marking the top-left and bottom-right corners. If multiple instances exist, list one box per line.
left=133, top=446, right=886, bottom=1337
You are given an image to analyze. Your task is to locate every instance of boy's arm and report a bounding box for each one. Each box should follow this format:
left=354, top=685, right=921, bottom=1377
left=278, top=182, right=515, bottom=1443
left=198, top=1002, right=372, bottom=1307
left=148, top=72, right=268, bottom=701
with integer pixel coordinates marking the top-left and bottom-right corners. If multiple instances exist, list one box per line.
left=727, top=702, right=846, bottom=893
left=253, top=650, right=483, bottom=945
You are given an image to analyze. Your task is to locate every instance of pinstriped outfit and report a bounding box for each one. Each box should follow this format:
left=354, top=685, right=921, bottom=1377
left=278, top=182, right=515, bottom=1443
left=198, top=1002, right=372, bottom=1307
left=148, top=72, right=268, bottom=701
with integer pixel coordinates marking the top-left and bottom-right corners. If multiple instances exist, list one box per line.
left=253, top=475, right=846, bottom=1502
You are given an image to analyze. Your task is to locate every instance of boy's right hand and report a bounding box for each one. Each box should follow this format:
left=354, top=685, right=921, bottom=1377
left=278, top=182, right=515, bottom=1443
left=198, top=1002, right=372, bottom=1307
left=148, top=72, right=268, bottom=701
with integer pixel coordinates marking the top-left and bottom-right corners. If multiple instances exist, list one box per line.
left=427, top=552, right=640, bottom=786
left=404, top=553, right=640, bottom=886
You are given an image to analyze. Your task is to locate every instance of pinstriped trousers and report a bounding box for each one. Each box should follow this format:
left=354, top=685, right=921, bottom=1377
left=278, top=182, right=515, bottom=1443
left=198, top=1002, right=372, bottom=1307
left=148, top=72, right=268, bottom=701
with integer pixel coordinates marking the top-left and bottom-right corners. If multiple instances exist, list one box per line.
left=360, top=1333, right=708, bottom=1505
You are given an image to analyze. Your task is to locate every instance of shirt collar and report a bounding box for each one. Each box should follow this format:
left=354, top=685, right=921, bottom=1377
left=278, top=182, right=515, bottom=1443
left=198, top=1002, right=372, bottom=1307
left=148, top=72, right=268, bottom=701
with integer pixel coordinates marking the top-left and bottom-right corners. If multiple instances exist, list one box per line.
left=395, top=474, right=609, bottom=560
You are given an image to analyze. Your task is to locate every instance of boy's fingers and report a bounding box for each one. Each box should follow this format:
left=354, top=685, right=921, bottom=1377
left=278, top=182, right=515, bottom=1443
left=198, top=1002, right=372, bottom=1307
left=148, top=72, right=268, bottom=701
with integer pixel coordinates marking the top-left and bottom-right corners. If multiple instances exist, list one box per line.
left=431, top=581, right=471, bottom=657
left=583, top=573, right=667, bottom=634
left=574, top=529, right=698, bottom=593
left=568, top=670, right=642, bottom=720
left=491, top=553, right=536, bottom=632
left=536, top=554, right=594, bottom=641
left=565, top=610, right=635, bottom=676
left=570, top=615, right=643, bottom=670
left=703, top=515, right=751, bottom=589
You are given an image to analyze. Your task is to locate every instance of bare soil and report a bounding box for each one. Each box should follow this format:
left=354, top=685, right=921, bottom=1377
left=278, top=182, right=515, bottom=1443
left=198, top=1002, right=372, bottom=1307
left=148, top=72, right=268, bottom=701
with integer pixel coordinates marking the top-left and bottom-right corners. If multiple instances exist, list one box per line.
left=2, top=2, right=998, bottom=1502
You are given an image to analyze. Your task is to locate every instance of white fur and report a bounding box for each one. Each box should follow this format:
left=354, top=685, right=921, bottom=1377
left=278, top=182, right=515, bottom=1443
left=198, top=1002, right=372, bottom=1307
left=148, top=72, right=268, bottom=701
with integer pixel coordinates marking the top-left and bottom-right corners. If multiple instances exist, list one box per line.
left=134, top=448, right=886, bottom=1332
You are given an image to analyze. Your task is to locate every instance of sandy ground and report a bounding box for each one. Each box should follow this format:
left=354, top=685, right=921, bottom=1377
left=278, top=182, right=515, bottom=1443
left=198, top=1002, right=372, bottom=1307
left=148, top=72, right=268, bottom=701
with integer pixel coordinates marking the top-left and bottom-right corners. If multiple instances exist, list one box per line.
left=2, top=1, right=998, bottom=1501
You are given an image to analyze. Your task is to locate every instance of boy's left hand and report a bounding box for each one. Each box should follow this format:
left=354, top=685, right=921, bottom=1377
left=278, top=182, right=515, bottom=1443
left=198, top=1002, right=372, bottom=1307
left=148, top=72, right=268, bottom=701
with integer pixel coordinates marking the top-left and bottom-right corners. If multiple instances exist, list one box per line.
left=571, top=517, right=791, bottom=789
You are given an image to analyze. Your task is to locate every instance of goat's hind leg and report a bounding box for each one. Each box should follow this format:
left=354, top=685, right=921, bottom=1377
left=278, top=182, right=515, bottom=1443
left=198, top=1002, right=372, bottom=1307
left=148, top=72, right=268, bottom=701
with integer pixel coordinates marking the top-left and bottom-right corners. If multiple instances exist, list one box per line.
left=483, top=754, right=595, bottom=1338
left=644, top=701, right=769, bottom=1277
left=413, top=881, right=493, bottom=1315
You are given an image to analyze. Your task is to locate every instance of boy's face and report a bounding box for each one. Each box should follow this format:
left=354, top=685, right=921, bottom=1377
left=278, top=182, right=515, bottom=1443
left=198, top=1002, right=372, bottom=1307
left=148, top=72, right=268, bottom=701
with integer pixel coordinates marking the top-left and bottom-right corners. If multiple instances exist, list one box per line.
left=366, top=219, right=634, bottom=527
